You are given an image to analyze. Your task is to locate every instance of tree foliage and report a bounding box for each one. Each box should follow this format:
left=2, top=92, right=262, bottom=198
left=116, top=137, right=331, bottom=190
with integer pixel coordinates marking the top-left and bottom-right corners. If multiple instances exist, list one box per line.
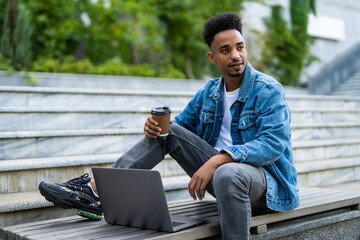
left=258, top=0, right=317, bottom=86
left=0, top=0, right=33, bottom=70
left=1, top=0, right=267, bottom=79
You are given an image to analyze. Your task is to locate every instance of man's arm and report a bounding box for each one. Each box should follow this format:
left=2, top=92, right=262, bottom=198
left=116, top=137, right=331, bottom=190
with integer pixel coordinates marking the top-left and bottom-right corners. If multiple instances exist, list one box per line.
left=188, top=153, right=235, bottom=200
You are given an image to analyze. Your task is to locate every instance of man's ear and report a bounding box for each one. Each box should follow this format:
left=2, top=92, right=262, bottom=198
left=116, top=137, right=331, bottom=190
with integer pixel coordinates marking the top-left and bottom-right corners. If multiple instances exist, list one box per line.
left=207, top=51, right=216, bottom=64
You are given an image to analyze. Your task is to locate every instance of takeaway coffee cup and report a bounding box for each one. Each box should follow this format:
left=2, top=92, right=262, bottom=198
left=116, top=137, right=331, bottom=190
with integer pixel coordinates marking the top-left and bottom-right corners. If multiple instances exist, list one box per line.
left=151, top=106, right=172, bottom=136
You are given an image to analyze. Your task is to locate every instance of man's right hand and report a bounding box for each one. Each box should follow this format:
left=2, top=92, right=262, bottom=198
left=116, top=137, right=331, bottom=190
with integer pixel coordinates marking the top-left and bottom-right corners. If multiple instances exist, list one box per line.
left=144, top=116, right=161, bottom=138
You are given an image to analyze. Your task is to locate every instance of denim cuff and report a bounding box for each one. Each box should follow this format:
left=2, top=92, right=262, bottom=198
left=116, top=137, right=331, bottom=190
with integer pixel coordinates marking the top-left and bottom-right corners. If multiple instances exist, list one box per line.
left=220, top=145, right=248, bottom=162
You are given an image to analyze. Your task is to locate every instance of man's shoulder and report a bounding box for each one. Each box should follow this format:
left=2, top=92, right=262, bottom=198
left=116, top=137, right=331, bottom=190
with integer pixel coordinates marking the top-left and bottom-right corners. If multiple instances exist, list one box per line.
left=195, top=77, right=221, bottom=95
left=253, top=69, right=282, bottom=89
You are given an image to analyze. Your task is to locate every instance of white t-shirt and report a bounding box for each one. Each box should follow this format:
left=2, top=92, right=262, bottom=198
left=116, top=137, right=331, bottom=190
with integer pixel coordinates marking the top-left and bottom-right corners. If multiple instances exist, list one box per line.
left=214, top=83, right=240, bottom=151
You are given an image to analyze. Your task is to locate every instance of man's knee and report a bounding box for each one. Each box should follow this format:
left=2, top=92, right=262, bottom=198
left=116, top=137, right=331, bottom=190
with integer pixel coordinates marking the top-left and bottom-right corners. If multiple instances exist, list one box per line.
left=213, top=163, right=251, bottom=198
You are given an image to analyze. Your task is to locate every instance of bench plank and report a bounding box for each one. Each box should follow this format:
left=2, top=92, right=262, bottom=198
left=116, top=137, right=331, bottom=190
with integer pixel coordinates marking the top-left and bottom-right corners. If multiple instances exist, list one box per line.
left=1, top=187, right=360, bottom=240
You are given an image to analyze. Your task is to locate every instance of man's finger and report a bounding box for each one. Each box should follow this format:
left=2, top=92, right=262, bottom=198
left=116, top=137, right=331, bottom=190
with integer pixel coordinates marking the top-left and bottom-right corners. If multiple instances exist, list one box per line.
left=188, top=177, right=197, bottom=200
left=195, top=179, right=204, bottom=200
left=199, top=181, right=207, bottom=200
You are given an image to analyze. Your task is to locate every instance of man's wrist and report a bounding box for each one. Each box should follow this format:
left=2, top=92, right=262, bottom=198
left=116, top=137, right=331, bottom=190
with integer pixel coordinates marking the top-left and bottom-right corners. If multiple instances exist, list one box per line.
left=211, top=153, right=235, bottom=168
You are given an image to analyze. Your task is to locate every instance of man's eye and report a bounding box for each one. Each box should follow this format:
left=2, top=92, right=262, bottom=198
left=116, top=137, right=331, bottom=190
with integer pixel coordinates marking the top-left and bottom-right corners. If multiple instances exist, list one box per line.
left=221, top=49, right=229, bottom=53
left=238, top=46, right=244, bottom=50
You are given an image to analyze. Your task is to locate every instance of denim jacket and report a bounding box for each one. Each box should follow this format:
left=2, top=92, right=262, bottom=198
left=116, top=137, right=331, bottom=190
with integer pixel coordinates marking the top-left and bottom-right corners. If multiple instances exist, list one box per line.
left=174, top=62, right=299, bottom=212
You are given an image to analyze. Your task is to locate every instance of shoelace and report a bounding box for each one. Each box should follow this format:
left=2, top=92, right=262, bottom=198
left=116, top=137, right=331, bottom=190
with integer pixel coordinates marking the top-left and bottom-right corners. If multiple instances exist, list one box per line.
left=66, top=173, right=89, bottom=184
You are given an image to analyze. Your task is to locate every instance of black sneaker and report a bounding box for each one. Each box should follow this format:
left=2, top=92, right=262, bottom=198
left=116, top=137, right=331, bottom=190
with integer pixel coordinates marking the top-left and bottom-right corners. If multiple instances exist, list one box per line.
left=38, top=173, right=102, bottom=220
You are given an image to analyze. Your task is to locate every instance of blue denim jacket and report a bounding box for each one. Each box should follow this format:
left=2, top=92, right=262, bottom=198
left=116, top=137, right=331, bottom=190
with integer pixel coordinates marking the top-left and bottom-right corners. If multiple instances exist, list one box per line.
left=174, top=62, right=299, bottom=212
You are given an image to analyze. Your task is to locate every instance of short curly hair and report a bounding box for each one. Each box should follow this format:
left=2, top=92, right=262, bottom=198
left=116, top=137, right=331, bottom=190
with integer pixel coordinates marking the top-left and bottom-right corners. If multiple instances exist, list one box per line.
left=203, top=13, right=243, bottom=48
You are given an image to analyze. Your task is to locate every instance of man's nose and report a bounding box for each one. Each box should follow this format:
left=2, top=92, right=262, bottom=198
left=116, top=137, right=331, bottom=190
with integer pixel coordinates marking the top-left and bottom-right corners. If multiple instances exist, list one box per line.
left=230, top=49, right=241, bottom=60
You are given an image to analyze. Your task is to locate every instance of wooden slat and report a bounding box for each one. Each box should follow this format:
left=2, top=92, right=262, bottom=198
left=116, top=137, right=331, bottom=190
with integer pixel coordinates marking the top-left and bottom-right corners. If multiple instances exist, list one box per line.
left=250, top=191, right=360, bottom=227
left=28, top=221, right=115, bottom=240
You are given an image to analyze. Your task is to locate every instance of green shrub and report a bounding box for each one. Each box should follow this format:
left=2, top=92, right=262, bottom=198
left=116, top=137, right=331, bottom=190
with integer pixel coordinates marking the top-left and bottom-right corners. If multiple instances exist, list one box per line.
left=158, top=64, right=186, bottom=79
left=97, top=59, right=130, bottom=75
left=60, top=58, right=96, bottom=74
left=129, top=64, right=157, bottom=77
left=0, top=53, right=13, bottom=71
left=31, top=57, right=61, bottom=73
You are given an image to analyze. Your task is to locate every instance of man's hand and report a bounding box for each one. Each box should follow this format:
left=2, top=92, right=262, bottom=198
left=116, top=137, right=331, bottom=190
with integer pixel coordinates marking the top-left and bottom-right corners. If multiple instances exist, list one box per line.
left=188, top=153, right=235, bottom=200
left=144, top=116, right=161, bottom=138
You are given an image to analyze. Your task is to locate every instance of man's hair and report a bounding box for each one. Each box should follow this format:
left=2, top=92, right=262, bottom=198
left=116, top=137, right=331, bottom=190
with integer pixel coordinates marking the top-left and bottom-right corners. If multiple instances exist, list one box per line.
left=202, top=12, right=243, bottom=48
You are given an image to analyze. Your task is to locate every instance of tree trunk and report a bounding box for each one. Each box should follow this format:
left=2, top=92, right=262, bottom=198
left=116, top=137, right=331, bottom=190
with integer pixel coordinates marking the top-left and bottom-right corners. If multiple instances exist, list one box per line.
left=185, top=57, right=195, bottom=79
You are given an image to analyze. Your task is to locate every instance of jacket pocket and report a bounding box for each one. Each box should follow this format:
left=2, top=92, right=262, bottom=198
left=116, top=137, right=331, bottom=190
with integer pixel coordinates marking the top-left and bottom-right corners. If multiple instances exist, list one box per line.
left=237, top=114, right=256, bottom=142
left=199, top=111, right=215, bottom=141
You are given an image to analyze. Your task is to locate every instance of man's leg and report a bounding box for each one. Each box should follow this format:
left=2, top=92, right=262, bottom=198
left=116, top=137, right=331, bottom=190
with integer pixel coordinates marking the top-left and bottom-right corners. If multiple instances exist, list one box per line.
left=213, top=162, right=267, bottom=240
left=113, top=123, right=218, bottom=187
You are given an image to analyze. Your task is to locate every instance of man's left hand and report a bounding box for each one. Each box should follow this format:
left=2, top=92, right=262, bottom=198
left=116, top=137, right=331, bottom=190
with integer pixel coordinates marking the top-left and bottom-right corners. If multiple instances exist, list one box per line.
left=188, top=153, right=234, bottom=200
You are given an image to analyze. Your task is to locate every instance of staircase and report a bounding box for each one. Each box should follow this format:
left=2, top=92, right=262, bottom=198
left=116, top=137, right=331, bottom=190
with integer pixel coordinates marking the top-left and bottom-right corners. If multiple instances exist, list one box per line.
left=331, top=71, right=360, bottom=96
left=1, top=84, right=360, bottom=227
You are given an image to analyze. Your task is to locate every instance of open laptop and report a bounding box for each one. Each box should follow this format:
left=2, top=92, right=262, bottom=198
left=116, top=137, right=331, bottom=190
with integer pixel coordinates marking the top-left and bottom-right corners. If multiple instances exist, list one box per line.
left=92, top=168, right=208, bottom=232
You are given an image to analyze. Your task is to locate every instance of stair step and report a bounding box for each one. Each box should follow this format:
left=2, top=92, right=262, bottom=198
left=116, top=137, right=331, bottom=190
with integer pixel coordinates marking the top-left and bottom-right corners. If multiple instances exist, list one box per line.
left=332, top=90, right=360, bottom=95
left=0, top=107, right=183, bottom=131
left=0, top=129, right=143, bottom=160
left=0, top=154, right=183, bottom=193
left=322, top=180, right=360, bottom=193
left=292, top=138, right=360, bottom=162
left=1, top=128, right=360, bottom=160
left=0, top=71, right=207, bottom=92
left=286, top=95, right=360, bottom=109
left=2, top=86, right=360, bottom=110
left=291, top=108, right=360, bottom=123
left=291, top=122, right=360, bottom=140
left=1, top=107, right=360, bottom=131
left=0, top=86, right=193, bottom=109
left=296, top=156, right=360, bottom=187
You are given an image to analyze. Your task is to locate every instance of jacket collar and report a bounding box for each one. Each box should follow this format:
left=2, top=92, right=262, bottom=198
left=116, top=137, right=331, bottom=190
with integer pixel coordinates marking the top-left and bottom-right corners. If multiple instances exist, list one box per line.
left=210, top=61, right=255, bottom=102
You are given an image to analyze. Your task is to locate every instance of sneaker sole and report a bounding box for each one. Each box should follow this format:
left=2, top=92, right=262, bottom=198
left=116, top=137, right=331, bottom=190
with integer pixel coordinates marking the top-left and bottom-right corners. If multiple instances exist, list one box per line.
left=38, top=181, right=102, bottom=215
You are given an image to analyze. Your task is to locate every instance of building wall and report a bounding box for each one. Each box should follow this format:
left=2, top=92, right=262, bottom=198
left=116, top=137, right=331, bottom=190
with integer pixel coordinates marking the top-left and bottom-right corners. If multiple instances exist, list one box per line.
left=241, top=0, right=360, bottom=84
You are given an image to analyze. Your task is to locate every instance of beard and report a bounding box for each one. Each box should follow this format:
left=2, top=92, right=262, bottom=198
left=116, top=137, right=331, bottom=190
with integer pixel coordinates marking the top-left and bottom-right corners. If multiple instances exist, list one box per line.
left=228, top=71, right=244, bottom=78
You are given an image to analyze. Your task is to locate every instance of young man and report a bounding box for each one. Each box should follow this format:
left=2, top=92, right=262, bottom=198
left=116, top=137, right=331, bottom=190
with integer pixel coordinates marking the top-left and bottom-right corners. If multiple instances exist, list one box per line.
left=39, top=13, right=299, bottom=239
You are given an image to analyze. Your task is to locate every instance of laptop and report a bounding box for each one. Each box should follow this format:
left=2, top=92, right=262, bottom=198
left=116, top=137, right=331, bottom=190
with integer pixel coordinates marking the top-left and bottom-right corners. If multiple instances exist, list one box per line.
left=92, top=168, right=208, bottom=232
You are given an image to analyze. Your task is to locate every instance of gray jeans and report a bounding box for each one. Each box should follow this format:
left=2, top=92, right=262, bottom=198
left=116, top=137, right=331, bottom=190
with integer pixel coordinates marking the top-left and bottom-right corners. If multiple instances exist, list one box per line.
left=112, top=123, right=267, bottom=240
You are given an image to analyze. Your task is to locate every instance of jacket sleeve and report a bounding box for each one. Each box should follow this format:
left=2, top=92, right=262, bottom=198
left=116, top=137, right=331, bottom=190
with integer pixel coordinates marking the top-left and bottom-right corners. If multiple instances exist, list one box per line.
left=221, top=84, right=292, bottom=166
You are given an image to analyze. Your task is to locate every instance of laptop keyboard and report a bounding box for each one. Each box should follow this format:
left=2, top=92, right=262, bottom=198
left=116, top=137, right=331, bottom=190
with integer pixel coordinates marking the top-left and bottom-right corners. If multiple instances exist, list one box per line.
left=172, top=221, right=186, bottom=227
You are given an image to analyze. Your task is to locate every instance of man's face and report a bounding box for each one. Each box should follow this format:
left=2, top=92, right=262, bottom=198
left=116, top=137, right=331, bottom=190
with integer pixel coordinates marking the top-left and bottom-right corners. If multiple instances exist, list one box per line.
left=208, top=29, right=248, bottom=81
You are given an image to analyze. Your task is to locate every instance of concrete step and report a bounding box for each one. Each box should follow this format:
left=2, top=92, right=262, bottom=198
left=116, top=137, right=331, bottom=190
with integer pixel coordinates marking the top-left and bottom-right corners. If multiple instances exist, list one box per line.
left=0, top=129, right=143, bottom=160
left=2, top=128, right=360, bottom=160
left=2, top=86, right=360, bottom=110
left=0, top=107, right=182, bottom=131
left=0, top=153, right=185, bottom=193
left=0, top=71, right=207, bottom=92
left=337, top=83, right=360, bottom=90
left=1, top=107, right=360, bottom=131
left=292, top=137, right=360, bottom=162
left=286, top=95, right=360, bottom=109
left=296, top=156, right=360, bottom=188
left=290, top=108, right=360, bottom=123
left=0, top=175, right=192, bottom=227
left=291, top=122, right=360, bottom=140
left=331, top=90, right=360, bottom=96
left=0, top=86, right=193, bottom=109
left=322, top=180, right=360, bottom=193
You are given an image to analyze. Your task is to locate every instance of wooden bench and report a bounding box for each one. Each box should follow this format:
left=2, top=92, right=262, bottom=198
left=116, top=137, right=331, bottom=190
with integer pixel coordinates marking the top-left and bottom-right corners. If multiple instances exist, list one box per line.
left=1, top=187, right=360, bottom=240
